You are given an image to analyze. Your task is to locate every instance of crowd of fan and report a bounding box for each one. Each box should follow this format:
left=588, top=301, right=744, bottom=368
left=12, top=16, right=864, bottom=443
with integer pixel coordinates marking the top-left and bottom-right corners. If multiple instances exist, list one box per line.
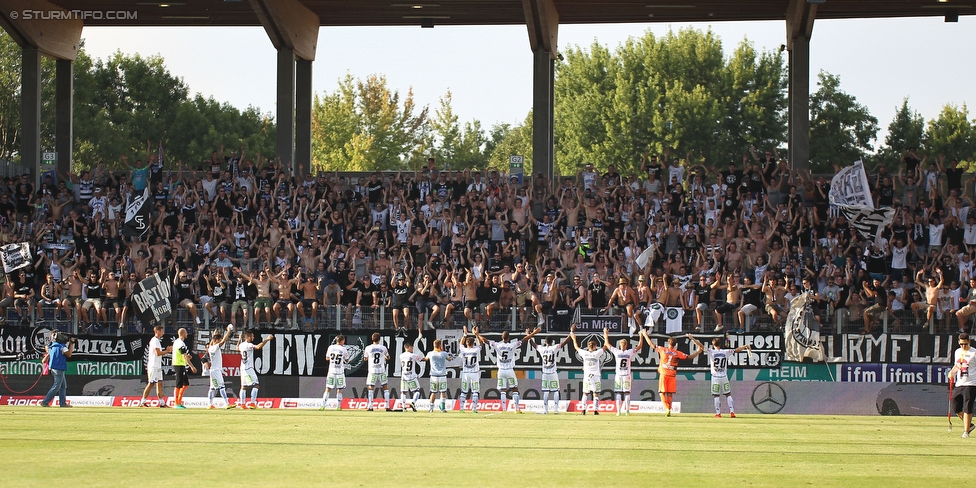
left=1, top=144, right=975, bottom=336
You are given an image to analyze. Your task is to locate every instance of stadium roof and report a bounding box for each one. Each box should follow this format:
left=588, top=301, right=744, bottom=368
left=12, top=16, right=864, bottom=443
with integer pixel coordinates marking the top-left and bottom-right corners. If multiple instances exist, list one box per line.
left=44, top=0, right=975, bottom=27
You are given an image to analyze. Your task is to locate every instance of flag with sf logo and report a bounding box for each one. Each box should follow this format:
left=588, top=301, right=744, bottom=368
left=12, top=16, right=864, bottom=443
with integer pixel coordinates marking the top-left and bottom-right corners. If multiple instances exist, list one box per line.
left=123, top=187, right=152, bottom=239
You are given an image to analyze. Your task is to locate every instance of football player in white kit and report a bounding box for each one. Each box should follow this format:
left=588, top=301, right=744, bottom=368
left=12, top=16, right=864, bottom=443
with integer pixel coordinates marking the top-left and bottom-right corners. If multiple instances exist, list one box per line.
left=138, top=325, right=171, bottom=407
left=398, top=342, right=424, bottom=412
left=424, top=339, right=451, bottom=412
left=458, top=327, right=487, bottom=413
left=569, top=324, right=608, bottom=415
left=363, top=332, right=392, bottom=411
left=321, top=334, right=350, bottom=410
left=237, top=329, right=273, bottom=409
left=207, top=325, right=236, bottom=409
left=688, top=335, right=751, bottom=418
left=484, top=327, right=541, bottom=413
left=530, top=331, right=572, bottom=414
left=604, top=327, right=647, bottom=416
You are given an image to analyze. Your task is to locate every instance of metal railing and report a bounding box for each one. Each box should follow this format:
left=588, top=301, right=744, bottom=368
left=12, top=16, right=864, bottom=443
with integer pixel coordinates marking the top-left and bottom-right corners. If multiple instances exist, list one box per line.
left=10, top=302, right=959, bottom=336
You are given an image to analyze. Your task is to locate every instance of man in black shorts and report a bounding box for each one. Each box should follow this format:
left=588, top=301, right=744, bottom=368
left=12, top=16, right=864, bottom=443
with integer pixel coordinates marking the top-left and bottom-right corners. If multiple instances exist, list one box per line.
left=413, top=273, right=440, bottom=331
left=950, top=333, right=976, bottom=437
left=391, top=274, right=412, bottom=335
left=480, top=274, right=503, bottom=326
left=171, top=327, right=197, bottom=409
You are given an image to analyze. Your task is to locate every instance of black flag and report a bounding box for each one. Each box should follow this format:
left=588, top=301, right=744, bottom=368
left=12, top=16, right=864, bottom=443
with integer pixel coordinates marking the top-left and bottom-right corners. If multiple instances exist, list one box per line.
left=123, top=187, right=151, bottom=239
left=130, top=269, right=172, bottom=326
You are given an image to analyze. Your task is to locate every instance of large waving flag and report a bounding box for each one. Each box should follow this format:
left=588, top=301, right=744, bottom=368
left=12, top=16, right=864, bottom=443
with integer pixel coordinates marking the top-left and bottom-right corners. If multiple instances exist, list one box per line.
left=123, top=187, right=152, bottom=239
left=829, top=161, right=894, bottom=243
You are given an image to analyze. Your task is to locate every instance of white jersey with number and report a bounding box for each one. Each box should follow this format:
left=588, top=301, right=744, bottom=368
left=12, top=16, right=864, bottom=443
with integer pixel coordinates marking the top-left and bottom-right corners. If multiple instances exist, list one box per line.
left=326, top=344, right=349, bottom=377
left=399, top=352, right=424, bottom=380
left=535, top=344, right=561, bottom=375
left=609, top=346, right=637, bottom=376
left=364, top=344, right=389, bottom=374
left=490, top=340, right=521, bottom=372
left=238, top=342, right=256, bottom=372
left=459, top=345, right=482, bottom=374
left=708, top=348, right=733, bottom=378
left=148, top=337, right=164, bottom=371
left=580, top=349, right=604, bottom=376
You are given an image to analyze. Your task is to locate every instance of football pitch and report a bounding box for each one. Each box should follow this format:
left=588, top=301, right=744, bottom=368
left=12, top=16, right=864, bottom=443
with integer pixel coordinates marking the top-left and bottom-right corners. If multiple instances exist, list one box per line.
left=0, top=407, right=962, bottom=486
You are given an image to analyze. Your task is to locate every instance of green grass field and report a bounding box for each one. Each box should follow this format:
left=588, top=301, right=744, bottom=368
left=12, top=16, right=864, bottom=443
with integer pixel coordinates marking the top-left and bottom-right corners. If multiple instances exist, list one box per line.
left=0, top=407, right=964, bottom=486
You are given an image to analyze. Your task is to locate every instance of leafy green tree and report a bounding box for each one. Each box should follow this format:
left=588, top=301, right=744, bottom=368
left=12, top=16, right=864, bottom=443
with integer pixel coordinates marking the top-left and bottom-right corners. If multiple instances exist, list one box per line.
left=553, top=28, right=787, bottom=177
left=924, top=103, right=975, bottom=165
left=486, top=115, right=533, bottom=174
left=311, top=74, right=428, bottom=172
left=0, top=32, right=23, bottom=162
left=876, top=98, right=925, bottom=167
left=809, top=71, right=878, bottom=172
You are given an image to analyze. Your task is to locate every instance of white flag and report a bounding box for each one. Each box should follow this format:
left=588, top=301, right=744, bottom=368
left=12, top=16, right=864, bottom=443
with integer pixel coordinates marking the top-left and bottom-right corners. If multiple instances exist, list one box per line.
left=784, top=293, right=824, bottom=362
left=635, top=244, right=655, bottom=270
left=0, top=242, right=32, bottom=273
left=829, top=160, right=874, bottom=208
left=829, top=161, right=893, bottom=242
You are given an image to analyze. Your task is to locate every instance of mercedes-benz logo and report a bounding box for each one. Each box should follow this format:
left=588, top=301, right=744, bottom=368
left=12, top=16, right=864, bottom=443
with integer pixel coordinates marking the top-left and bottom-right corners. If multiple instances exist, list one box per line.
left=751, top=381, right=787, bottom=414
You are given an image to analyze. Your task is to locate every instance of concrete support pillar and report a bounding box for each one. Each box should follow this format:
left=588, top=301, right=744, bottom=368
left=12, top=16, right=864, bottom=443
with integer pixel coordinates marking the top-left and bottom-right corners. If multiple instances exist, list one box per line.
left=276, top=48, right=296, bottom=172
left=787, top=34, right=811, bottom=172
left=21, top=46, right=41, bottom=185
left=56, top=58, right=73, bottom=178
left=532, top=49, right=554, bottom=182
left=295, top=58, right=312, bottom=177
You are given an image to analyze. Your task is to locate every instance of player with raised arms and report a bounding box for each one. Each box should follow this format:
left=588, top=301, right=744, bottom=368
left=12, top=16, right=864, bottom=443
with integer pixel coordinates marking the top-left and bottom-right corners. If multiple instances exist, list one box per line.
left=569, top=324, right=608, bottom=415
left=207, top=325, right=236, bottom=409
left=655, top=333, right=704, bottom=416
left=486, top=327, right=541, bottom=413
left=530, top=330, right=572, bottom=414
left=688, top=335, right=751, bottom=417
left=459, top=326, right=488, bottom=413
left=363, top=332, right=392, bottom=411
left=237, top=329, right=273, bottom=409
left=398, top=342, right=424, bottom=412
left=424, top=339, right=451, bottom=413
left=604, top=327, right=646, bottom=416
left=320, top=334, right=350, bottom=410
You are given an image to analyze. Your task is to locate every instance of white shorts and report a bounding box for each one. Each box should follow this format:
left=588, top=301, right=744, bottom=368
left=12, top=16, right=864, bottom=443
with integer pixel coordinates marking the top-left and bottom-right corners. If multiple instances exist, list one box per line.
left=147, top=366, right=163, bottom=384
left=367, top=372, right=388, bottom=387
left=461, top=372, right=480, bottom=393
left=582, top=372, right=601, bottom=394
left=711, top=376, right=732, bottom=395
left=614, top=374, right=632, bottom=393
left=200, top=295, right=213, bottom=305
left=241, top=367, right=259, bottom=387
left=497, top=370, right=517, bottom=390
left=209, top=372, right=225, bottom=390
left=326, top=374, right=346, bottom=390
left=541, top=372, right=559, bottom=392
left=429, top=375, right=447, bottom=393
left=740, top=304, right=758, bottom=315
left=401, top=376, right=421, bottom=393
